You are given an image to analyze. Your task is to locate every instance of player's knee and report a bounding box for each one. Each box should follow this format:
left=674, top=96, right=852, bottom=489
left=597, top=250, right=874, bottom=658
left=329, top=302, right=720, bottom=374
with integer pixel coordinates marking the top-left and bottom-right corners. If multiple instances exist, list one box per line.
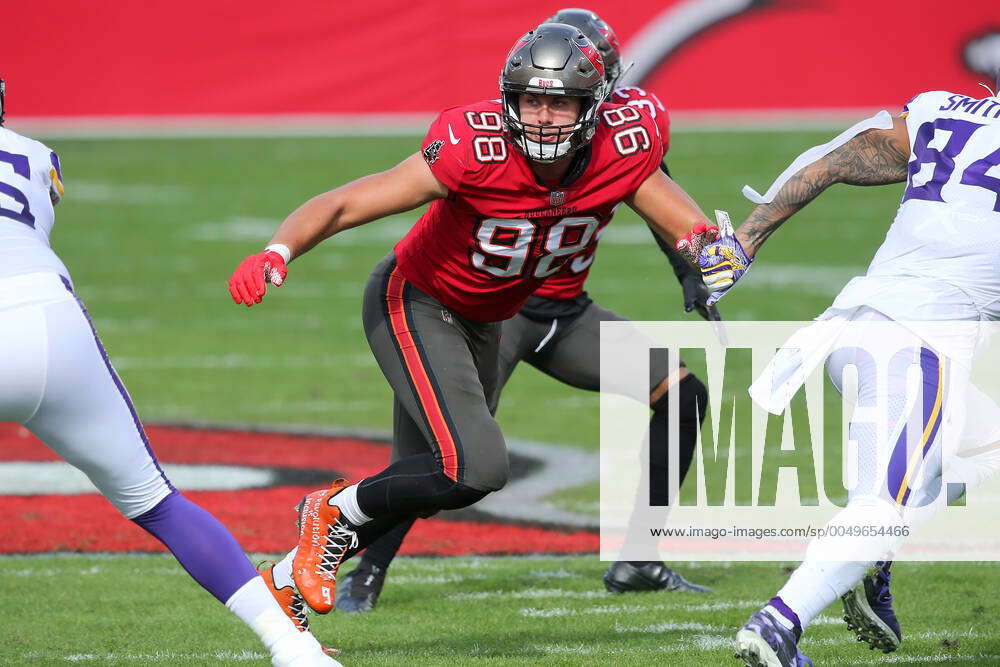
left=479, top=464, right=510, bottom=493
left=651, top=373, right=708, bottom=425
left=681, top=374, right=708, bottom=424
left=461, top=451, right=510, bottom=494
left=434, top=481, right=491, bottom=510
left=129, top=488, right=180, bottom=525
left=105, top=474, right=174, bottom=520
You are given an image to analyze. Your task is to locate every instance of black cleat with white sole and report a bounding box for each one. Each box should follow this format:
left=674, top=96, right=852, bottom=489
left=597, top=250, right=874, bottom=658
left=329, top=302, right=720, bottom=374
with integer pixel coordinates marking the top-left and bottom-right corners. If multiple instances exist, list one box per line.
left=603, top=560, right=712, bottom=594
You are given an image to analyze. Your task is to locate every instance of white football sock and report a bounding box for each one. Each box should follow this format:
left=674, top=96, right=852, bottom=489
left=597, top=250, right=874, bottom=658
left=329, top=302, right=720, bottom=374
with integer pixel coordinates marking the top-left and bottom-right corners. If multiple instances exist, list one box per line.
left=273, top=547, right=297, bottom=589
left=333, top=483, right=372, bottom=525
left=225, top=576, right=321, bottom=654
left=775, top=559, right=870, bottom=629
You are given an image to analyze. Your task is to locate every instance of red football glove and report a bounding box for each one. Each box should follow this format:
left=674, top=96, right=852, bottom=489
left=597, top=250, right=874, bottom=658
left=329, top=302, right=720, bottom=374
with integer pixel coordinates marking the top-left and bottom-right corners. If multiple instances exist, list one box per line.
left=674, top=222, right=720, bottom=264
left=228, top=250, right=288, bottom=306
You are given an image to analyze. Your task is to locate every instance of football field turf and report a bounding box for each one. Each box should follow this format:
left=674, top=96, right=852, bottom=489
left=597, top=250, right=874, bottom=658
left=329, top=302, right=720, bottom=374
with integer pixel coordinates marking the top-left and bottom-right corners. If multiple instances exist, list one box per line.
left=2, top=128, right=999, bottom=664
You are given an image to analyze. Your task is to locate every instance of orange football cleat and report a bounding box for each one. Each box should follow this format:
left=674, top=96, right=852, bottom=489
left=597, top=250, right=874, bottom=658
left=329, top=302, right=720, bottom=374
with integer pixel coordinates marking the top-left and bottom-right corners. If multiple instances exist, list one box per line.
left=258, top=560, right=311, bottom=633
left=293, top=479, right=359, bottom=614
left=258, top=560, right=341, bottom=656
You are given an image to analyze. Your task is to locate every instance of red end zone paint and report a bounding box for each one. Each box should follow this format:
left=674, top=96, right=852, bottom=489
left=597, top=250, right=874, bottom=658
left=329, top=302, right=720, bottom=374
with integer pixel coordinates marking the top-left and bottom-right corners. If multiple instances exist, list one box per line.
left=0, top=423, right=597, bottom=555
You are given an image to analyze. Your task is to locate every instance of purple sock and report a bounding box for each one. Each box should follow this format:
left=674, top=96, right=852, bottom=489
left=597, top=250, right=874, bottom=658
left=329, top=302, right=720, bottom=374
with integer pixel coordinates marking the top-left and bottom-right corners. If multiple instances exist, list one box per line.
left=766, top=595, right=803, bottom=640
left=132, top=491, right=257, bottom=603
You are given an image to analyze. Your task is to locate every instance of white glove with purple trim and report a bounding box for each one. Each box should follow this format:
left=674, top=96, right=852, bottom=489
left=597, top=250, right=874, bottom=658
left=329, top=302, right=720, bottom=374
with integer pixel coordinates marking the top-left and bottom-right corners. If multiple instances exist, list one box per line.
left=697, top=211, right=752, bottom=306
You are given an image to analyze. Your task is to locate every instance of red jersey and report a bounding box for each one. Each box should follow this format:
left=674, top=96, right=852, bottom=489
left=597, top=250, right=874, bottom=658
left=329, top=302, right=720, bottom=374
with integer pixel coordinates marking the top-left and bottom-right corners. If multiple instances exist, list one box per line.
left=610, top=86, right=670, bottom=154
left=394, top=99, right=662, bottom=322
left=532, top=85, right=671, bottom=302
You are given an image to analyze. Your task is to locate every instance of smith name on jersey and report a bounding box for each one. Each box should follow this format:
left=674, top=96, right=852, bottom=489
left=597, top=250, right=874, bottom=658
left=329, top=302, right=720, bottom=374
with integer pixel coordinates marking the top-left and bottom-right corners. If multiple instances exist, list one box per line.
left=395, top=99, right=662, bottom=322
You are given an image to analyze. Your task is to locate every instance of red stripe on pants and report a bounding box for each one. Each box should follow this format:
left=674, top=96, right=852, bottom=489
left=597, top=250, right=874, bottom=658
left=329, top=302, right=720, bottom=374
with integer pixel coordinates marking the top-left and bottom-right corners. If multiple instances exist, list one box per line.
left=385, top=268, right=459, bottom=481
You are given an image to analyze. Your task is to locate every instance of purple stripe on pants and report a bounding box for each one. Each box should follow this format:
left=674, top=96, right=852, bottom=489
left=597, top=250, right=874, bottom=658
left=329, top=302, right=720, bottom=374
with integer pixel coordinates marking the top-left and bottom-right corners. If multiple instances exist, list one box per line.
left=59, top=277, right=256, bottom=602
left=60, top=276, right=175, bottom=493
left=887, top=347, right=943, bottom=505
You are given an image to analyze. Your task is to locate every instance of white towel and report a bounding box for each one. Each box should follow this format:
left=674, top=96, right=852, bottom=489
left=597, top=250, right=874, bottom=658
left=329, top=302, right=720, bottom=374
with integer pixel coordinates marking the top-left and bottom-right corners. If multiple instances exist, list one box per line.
left=748, top=317, right=850, bottom=414
left=742, top=110, right=895, bottom=204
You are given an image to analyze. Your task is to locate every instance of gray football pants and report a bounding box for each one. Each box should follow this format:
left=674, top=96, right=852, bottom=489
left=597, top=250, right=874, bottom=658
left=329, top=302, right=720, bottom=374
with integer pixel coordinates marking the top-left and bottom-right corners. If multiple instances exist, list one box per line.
left=489, top=303, right=675, bottom=413
left=361, top=253, right=507, bottom=495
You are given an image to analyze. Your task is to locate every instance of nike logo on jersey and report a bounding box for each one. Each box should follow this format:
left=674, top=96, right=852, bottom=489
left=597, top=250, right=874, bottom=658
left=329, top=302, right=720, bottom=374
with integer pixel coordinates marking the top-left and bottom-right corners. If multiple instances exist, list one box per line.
left=448, top=124, right=461, bottom=145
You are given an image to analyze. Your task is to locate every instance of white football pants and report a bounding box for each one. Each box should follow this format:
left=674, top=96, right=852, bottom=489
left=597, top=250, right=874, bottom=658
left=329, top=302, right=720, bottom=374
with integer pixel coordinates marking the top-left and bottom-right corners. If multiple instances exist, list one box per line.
left=0, top=272, right=171, bottom=518
left=777, top=307, right=1000, bottom=627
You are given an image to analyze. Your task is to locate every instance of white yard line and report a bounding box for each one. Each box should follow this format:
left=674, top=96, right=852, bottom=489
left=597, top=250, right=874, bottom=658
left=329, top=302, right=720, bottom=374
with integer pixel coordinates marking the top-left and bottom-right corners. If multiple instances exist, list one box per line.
left=450, top=588, right=610, bottom=601
left=187, top=215, right=415, bottom=243
left=59, top=651, right=266, bottom=662
left=389, top=573, right=487, bottom=585
left=9, top=109, right=889, bottom=140
left=519, top=599, right=757, bottom=618
left=110, top=353, right=372, bottom=371
left=69, top=181, right=192, bottom=204
left=614, top=620, right=724, bottom=632
left=6, top=565, right=187, bottom=577
left=826, top=654, right=1000, bottom=665
left=525, top=568, right=581, bottom=579
left=79, top=282, right=366, bottom=302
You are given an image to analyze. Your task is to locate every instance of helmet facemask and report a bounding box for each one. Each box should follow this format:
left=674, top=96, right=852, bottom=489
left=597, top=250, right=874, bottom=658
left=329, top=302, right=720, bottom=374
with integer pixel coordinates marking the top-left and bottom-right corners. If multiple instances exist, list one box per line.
left=0, top=79, right=5, bottom=127
left=500, top=25, right=606, bottom=164
left=501, top=87, right=600, bottom=163
left=602, top=58, right=622, bottom=94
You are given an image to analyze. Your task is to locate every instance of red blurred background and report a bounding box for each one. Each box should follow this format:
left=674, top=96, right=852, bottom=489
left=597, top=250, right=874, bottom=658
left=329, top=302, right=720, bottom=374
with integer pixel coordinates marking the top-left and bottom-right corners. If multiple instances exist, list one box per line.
left=3, top=0, right=997, bottom=117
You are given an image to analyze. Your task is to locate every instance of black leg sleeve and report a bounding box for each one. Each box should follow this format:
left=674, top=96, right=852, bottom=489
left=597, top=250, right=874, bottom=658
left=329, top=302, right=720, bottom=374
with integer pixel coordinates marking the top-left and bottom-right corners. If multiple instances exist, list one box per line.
left=356, top=452, right=490, bottom=517
left=649, top=373, right=707, bottom=506
left=360, top=517, right=417, bottom=571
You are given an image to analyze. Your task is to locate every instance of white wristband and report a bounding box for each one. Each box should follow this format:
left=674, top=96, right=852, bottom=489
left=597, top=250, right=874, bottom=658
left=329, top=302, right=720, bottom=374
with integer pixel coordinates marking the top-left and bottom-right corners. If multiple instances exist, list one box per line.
left=264, top=243, right=292, bottom=264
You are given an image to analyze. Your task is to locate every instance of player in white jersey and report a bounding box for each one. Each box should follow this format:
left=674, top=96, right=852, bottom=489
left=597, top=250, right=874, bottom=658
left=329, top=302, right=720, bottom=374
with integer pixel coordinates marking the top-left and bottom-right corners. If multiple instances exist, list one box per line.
left=681, top=78, right=1000, bottom=667
left=0, top=80, right=338, bottom=667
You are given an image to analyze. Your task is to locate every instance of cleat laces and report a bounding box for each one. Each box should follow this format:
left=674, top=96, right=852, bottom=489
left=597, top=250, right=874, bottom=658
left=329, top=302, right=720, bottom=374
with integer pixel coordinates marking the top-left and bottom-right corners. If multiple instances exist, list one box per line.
left=288, top=595, right=309, bottom=631
left=315, top=521, right=359, bottom=581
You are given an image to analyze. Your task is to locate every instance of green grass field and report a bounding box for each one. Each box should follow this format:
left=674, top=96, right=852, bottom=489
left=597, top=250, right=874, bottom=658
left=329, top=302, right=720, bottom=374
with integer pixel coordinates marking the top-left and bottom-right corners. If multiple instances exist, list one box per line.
left=5, top=555, right=1000, bottom=665
left=2, top=128, right=998, bottom=665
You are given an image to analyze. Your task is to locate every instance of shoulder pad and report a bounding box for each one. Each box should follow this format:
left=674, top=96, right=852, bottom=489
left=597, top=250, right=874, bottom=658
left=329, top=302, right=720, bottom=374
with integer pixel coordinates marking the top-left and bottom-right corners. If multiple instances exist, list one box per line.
left=422, top=101, right=509, bottom=192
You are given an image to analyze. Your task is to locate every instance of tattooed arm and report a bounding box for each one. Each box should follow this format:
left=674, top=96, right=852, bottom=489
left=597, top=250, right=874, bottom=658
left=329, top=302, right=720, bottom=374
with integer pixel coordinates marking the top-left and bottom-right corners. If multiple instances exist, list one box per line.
left=736, top=117, right=910, bottom=258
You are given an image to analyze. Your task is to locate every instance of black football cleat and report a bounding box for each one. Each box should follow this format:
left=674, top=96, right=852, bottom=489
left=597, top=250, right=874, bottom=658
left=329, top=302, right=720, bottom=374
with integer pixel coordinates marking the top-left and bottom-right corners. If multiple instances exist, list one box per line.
left=841, top=560, right=902, bottom=653
left=603, top=560, right=712, bottom=594
left=334, top=560, right=386, bottom=613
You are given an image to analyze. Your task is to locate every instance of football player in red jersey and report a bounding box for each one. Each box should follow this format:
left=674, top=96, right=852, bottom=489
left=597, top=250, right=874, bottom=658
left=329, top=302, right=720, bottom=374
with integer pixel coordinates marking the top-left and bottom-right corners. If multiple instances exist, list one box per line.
left=228, top=23, right=715, bottom=631
left=334, top=9, right=715, bottom=614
